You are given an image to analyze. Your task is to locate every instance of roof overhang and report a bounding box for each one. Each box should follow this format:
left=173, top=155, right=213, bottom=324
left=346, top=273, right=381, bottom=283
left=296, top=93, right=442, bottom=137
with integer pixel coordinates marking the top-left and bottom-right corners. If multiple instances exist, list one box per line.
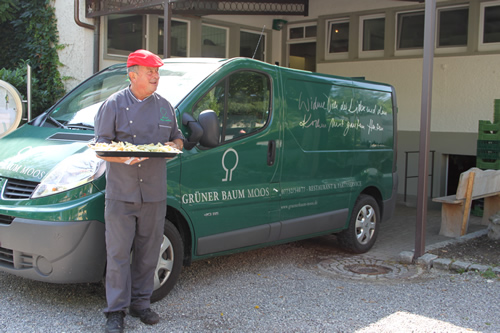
left=85, top=0, right=309, bottom=18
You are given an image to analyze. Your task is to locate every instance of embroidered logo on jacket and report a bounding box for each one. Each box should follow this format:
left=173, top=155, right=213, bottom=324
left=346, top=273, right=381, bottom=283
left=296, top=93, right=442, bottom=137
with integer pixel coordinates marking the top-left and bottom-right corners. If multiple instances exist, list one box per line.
left=160, top=107, right=172, bottom=122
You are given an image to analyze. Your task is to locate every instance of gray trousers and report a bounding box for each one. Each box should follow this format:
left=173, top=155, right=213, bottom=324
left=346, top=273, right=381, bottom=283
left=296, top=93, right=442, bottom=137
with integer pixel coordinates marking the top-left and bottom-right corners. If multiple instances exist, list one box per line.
left=104, top=199, right=166, bottom=313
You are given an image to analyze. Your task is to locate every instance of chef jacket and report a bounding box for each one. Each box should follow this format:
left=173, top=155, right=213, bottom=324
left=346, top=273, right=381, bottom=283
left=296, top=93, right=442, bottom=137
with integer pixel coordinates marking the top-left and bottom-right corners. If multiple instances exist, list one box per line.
left=94, top=87, right=184, bottom=203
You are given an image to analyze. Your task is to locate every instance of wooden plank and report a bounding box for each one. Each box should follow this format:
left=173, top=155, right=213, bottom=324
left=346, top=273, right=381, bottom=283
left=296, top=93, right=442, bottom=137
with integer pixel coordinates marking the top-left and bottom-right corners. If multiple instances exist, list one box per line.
left=456, top=168, right=500, bottom=199
left=482, top=195, right=500, bottom=225
left=460, top=171, right=475, bottom=236
left=432, top=195, right=463, bottom=204
left=439, top=202, right=465, bottom=237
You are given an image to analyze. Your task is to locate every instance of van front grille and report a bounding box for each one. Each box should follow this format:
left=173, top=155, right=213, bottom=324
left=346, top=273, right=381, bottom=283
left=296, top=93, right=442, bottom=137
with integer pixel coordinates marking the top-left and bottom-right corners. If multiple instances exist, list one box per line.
left=0, top=247, right=33, bottom=269
left=2, top=179, right=39, bottom=200
left=0, top=247, right=14, bottom=266
left=0, top=215, right=14, bottom=225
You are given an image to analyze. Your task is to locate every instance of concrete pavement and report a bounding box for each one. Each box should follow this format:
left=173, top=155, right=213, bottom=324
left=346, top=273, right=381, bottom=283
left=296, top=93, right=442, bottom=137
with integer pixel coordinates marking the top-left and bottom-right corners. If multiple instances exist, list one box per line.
left=368, top=199, right=486, bottom=262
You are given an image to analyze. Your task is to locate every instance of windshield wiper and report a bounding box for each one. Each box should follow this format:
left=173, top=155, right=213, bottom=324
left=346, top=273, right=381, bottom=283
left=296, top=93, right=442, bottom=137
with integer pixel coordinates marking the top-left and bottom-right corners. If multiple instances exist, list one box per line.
left=45, top=115, right=68, bottom=129
left=66, top=123, right=94, bottom=130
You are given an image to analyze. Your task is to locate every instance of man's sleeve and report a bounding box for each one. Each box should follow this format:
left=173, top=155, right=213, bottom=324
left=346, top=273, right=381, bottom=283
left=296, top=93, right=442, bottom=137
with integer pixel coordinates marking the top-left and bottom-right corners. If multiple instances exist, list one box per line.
left=168, top=103, right=185, bottom=142
left=94, top=99, right=116, bottom=143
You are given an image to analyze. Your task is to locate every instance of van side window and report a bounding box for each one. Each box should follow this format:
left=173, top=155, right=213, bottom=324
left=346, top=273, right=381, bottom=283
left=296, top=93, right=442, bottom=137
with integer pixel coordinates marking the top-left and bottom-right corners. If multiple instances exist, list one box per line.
left=193, top=71, right=271, bottom=144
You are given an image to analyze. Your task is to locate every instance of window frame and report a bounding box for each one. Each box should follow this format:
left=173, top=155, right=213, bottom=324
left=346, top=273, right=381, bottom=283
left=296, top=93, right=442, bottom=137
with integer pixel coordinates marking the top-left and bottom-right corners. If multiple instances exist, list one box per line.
left=201, top=23, right=229, bottom=58
left=158, top=17, right=191, bottom=58
left=105, top=14, right=146, bottom=58
left=395, top=9, right=425, bottom=56
left=358, top=13, right=385, bottom=58
left=325, top=18, right=350, bottom=60
left=286, top=21, right=317, bottom=70
left=287, top=23, right=317, bottom=42
left=192, top=69, right=273, bottom=147
left=240, top=29, right=267, bottom=61
left=435, top=5, right=469, bottom=54
left=479, top=0, right=500, bottom=51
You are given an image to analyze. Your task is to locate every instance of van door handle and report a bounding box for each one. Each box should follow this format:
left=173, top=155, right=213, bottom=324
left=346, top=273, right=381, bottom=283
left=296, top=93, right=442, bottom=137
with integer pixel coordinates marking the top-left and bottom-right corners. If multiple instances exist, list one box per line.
left=267, top=140, right=276, bottom=166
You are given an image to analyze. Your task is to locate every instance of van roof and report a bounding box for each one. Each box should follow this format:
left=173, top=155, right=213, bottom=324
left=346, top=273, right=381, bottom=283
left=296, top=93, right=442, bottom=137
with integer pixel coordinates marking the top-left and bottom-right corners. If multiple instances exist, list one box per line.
left=107, top=57, right=393, bottom=92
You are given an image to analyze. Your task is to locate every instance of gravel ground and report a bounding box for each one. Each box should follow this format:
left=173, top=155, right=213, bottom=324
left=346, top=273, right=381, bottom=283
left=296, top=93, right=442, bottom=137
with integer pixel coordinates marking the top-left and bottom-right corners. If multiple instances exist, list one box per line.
left=0, top=237, right=499, bottom=333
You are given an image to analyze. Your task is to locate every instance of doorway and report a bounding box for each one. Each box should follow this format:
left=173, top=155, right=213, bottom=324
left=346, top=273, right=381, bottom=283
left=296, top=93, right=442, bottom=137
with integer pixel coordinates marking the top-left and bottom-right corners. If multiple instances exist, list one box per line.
left=288, top=42, right=316, bottom=71
left=446, top=154, right=476, bottom=195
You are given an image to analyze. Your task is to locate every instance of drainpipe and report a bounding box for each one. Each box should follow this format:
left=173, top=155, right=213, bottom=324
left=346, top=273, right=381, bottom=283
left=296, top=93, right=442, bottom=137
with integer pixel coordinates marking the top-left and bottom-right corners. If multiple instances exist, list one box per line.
left=74, top=0, right=99, bottom=73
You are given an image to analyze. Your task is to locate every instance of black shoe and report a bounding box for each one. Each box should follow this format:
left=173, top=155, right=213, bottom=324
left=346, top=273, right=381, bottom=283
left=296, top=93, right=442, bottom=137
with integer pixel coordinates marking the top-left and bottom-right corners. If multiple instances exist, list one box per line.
left=129, top=307, right=160, bottom=325
left=105, top=311, right=125, bottom=333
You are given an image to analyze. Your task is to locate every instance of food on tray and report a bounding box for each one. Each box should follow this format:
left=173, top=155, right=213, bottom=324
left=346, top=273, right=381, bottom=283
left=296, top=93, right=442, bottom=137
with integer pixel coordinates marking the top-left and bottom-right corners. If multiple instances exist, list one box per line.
left=89, top=141, right=182, bottom=154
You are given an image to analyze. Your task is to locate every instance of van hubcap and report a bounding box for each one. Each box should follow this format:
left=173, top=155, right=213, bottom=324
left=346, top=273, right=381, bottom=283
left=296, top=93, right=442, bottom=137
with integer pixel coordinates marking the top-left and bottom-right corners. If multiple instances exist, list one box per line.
left=154, top=235, right=174, bottom=290
left=355, top=205, right=376, bottom=245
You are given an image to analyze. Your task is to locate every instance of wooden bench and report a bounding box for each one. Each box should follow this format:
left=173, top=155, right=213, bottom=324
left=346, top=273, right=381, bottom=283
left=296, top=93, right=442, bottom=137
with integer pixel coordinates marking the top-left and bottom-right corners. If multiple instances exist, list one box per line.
left=432, top=167, right=500, bottom=237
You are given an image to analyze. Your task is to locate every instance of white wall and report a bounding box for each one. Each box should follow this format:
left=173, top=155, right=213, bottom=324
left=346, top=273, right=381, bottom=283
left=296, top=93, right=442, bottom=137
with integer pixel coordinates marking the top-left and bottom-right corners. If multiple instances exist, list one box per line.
left=285, top=0, right=416, bottom=24
left=54, top=0, right=95, bottom=91
left=318, top=54, right=500, bottom=133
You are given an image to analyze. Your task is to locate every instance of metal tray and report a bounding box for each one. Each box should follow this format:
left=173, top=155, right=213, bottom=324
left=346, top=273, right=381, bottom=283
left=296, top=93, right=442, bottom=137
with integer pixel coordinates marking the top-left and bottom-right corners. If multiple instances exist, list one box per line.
left=94, top=150, right=180, bottom=158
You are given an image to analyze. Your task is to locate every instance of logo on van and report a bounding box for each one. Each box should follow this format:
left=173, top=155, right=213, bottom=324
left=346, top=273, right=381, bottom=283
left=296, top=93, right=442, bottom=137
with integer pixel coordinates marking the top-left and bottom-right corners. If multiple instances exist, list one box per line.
left=222, top=148, right=238, bottom=182
left=18, top=146, right=33, bottom=155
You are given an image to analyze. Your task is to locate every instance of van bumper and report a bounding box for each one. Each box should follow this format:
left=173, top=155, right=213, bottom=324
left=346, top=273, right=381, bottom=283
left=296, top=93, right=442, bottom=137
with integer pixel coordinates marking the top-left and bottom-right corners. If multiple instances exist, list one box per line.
left=0, top=218, right=106, bottom=283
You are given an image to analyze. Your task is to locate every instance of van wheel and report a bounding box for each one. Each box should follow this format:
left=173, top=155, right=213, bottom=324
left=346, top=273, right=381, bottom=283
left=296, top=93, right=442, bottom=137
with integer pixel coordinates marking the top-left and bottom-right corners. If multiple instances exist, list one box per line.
left=150, top=220, right=183, bottom=303
left=337, top=194, right=380, bottom=254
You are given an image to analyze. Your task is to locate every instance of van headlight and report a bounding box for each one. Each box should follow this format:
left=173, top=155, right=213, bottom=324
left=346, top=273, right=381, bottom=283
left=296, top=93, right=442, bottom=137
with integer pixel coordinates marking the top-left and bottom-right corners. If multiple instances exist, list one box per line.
left=32, top=149, right=106, bottom=198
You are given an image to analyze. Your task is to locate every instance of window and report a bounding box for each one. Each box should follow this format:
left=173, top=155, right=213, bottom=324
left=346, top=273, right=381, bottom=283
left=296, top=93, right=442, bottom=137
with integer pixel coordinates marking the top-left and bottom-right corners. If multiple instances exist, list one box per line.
left=287, top=22, right=317, bottom=71
left=107, top=15, right=144, bottom=56
left=483, top=3, right=500, bottom=43
left=289, top=25, right=317, bottom=39
left=359, top=14, right=385, bottom=57
left=480, top=1, right=500, bottom=50
left=48, top=66, right=130, bottom=127
left=437, top=6, right=468, bottom=48
left=159, top=19, right=189, bottom=57
left=201, top=24, right=228, bottom=58
left=240, top=30, right=266, bottom=61
left=397, top=7, right=469, bottom=54
left=193, top=71, right=271, bottom=144
left=397, top=11, right=424, bottom=50
left=326, top=19, right=349, bottom=59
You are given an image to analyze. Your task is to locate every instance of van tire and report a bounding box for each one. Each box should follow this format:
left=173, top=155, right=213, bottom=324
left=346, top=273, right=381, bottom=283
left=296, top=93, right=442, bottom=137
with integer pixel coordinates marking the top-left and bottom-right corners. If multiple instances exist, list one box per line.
left=150, top=220, right=184, bottom=303
left=337, top=194, right=380, bottom=254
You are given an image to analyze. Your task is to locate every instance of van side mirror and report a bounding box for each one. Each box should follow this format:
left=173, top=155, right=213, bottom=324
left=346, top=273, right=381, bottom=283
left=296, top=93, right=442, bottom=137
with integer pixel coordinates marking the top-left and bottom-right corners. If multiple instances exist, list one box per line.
left=181, top=110, right=220, bottom=149
left=198, top=110, right=220, bottom=148
left=182, top=113, right=203, bottom=150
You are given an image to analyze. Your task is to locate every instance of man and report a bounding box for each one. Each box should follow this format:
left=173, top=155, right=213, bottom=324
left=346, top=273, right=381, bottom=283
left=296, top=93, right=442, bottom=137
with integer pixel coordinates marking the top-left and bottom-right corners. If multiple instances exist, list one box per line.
left=94, top=49, right=184, bottom=333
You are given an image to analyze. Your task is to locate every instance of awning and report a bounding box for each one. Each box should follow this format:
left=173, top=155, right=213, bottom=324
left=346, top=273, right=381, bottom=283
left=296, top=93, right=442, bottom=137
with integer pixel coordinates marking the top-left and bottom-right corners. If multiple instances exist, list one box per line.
left=85, top=0, right=309, bottom=17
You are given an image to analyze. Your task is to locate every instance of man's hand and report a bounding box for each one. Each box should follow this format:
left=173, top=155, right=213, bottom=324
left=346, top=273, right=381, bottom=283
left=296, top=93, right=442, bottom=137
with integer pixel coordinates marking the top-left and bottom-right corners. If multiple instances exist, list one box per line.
left=164, top=139, right=183, bottom=160
left=165, top=138, right=184, bottom=151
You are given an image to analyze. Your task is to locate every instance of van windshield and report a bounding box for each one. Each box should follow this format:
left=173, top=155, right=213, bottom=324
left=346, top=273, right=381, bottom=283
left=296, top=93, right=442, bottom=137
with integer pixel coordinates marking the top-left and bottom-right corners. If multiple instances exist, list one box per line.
left=45, top=61, right=222, bottom=129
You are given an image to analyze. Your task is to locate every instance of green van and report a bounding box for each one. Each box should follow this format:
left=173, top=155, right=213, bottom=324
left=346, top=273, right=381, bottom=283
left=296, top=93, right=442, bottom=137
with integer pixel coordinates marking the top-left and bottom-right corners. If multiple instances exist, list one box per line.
left=0, top=58, right=397, bottom=301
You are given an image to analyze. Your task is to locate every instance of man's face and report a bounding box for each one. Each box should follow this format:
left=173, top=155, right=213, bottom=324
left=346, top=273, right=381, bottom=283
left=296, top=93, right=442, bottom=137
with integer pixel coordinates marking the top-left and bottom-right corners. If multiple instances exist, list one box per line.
left=130, top=66, right=160, bottom=98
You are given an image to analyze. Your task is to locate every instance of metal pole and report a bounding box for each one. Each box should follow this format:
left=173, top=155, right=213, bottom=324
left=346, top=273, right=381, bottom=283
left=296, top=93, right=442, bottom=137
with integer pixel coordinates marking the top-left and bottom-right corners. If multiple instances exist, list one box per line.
left=404, top=151, right=409, bottom=202
left=27, top=64, right=31, bottom=122
left=93, top=18, right=100, bottom=73
left=430, top=150, right=435, bottom=199
left=163, top=1, right=171, bottom=58
left=415, top=0, right=436, bottom=259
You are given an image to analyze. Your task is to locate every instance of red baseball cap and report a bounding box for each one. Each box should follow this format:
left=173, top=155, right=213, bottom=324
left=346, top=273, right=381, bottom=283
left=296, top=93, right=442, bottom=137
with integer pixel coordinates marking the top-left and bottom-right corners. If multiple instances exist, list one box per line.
left=127, top=49, right=164, bottom=68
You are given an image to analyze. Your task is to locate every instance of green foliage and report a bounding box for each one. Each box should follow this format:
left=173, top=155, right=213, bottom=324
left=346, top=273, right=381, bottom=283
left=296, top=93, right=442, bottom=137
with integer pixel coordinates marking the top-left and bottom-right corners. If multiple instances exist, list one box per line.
left=0, top=0, right=65, bottom=118
left=480, top=268, right=499, bottom=279
left=0, top=60, right=48, bottom=114
left=0, top=0, right=19, bottom=23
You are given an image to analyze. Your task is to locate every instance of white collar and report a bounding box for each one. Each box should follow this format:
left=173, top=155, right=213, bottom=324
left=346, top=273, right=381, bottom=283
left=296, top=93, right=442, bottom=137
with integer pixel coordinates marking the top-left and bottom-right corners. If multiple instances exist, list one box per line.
left=127, top=86, right=153, bottom=102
